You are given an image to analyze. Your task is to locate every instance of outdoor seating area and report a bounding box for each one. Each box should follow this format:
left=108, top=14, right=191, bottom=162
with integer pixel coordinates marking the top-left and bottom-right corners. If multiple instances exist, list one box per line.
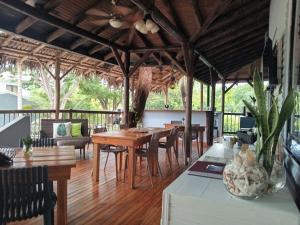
left=0, top=0, right=299, bottom=225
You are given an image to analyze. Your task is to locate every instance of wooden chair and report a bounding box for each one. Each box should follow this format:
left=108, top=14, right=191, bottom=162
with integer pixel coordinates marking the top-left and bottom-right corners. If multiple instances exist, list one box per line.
left=124, top=133, right=162, bottom=188
left=159, top=128, right=180, bottom=171
left=93, top=127, right=127, bottom=181
left=19, top=138, right=54, bottom=148
left=0, top=166, right=56, bottom=225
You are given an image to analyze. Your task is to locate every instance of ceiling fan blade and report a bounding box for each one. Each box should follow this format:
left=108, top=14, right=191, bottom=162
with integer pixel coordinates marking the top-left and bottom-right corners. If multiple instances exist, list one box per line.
left=86, top=8, right=110, bottom=17
left=90, top=19, right=110, bottom=26
left=113, top=5, right=135, bottom=16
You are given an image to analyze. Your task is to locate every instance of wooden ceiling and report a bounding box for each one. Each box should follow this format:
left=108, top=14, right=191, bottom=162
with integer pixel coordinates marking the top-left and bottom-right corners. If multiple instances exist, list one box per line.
left=0, top=0, right=270, bottom=84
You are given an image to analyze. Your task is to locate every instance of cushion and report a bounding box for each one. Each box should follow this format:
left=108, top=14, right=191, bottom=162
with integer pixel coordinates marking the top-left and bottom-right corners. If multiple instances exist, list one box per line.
left=71, top=123, right=82, bottom=137
left=53, top=122, right=71, bottom=138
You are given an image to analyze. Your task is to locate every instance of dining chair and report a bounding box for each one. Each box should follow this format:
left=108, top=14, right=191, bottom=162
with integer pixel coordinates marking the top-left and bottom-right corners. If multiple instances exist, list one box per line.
left=93, top=127, right=127, bottom=181
left=19, top=138, right=54, bottom=148
left=191, top=126, right=201, bottom=156
left=124, top=133, right=162, bottom=188
left=0, top=166, right=56, bottom=225
left=159, top=128, right=180, bottom=172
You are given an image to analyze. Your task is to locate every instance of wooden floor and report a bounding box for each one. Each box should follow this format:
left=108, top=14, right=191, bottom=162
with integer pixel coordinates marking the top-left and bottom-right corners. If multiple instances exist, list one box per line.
left=11, top=142, right=207, bottom=225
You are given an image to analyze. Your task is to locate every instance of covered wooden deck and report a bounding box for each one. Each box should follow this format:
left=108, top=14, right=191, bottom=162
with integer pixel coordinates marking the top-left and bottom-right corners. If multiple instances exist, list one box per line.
left=9, top=142, right=206, bottom=225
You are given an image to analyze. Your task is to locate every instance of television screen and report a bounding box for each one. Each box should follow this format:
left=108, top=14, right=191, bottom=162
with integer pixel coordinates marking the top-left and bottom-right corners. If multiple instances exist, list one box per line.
left=240, top=116, right=255, bottom=129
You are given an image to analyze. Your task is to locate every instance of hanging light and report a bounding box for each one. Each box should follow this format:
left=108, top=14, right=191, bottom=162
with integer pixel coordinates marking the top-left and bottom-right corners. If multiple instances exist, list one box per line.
left=109, top=18, right=123, bottom=28
left=134, top=20, right=147, bottom=34
left=146, top=19, right=159, bottom=33
left=169, top=75, right=176, bottom=89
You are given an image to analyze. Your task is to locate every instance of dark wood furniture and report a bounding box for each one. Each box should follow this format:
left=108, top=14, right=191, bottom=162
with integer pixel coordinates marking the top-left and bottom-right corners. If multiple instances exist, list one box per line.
left=41, top=119, right=90, bottom=158
left=0, top=166, right=56, bottom=225
left=92, top=128, right=171, bottom=188
left=159, top=128, right=179, bottom=171
left=9, top=146, right=76, bottom=225
left=93, top=127, right=127, bottom=181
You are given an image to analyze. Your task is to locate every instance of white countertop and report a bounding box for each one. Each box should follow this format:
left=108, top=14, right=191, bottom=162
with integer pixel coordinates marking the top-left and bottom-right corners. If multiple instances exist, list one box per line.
left=161, top=143, right=300, bottom=225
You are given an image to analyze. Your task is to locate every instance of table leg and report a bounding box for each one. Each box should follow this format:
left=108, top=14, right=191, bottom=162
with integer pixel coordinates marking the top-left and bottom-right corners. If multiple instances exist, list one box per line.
left=151, top=150, right=158, bottom=176
left=175, top=137, right=179, bottom=154
left=128, top=147, right=136, bottom=189
left=200, top=130, right=204, bottom=156
left=92, top=143, right=100, bottom=182
left=56, top=179, right=68, bottom=225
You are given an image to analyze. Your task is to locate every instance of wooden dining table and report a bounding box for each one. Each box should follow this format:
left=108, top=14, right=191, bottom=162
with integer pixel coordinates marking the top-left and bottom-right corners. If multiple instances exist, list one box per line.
left=92, top=127, right=172, bottom=188
left=6, top=146, right=76, bottom=225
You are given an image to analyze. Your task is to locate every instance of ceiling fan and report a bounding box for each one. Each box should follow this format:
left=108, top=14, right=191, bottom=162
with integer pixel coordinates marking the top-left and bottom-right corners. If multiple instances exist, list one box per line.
left=86, top=0, right=160, bottom=34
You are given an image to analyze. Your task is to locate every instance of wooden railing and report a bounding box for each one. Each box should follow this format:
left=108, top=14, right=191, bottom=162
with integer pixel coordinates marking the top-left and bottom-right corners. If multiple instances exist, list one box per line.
left=0, top=109, right=122, bottom=138
left=223, top=112, right=244, bottom=134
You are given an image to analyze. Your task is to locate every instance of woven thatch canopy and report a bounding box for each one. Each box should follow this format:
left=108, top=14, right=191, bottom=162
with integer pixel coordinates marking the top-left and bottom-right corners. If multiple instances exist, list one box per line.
left=0, top=0, right=270, bottom=84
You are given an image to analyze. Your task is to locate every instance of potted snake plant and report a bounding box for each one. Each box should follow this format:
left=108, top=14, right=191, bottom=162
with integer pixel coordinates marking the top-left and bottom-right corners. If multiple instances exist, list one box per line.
left=242, top=69, right=296, bottom=189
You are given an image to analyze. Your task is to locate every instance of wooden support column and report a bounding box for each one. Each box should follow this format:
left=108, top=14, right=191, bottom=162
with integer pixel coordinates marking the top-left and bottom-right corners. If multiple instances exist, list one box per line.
left=16, top=60, right=23, bottom=110
left=182, top=43, right=194, bottom=164
left=200, top=82, right=203, bottom=110
left=221, top=79, right=226, bottom=136
left=208, top=68, right=217, bottom=145
left=124, top=52, right=130, bottom=126
left=207, top=85, right=210, bottom=108
left=55, top=54, right=61, bottom=119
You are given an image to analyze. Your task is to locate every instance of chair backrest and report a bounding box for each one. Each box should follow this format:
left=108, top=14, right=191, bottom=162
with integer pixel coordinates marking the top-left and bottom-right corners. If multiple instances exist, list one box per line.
left=147, top=133, right=160, bottom=156
left=93, top=127, right=107, bottom=134
left=0, top=166, right=56, bottom=224
left=41, top=119, right=89, bottom=138
left=19, top=138, right=54, bottom=148
left=165, top=128, right=178, bottom=148
left=171, top=120, right=182, bottom=124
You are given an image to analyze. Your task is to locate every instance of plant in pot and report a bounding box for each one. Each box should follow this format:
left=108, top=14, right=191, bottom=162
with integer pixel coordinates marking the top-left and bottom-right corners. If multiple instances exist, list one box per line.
left=22, top=135, right=33, bottom=157
left=243, top=69, right=295, bottom=185
left=223, top=69, right=296, bottom=198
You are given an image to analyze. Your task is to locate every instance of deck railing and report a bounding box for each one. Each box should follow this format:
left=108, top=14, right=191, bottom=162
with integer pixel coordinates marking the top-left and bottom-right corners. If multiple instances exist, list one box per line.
left=223, top=112, right=244, bottom=134
left=0, top=109, right=121, bottom=138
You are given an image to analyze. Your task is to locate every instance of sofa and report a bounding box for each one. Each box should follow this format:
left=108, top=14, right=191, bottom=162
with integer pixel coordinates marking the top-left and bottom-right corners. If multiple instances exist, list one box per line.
left=40, top=119, right=90, bottom=158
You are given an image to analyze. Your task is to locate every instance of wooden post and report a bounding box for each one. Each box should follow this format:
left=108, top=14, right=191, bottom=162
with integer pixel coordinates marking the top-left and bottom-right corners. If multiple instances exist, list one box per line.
left=207, top=85, right=210, bottom=109
left=16, top=60, right=23, bottom=110
left=221, top=79, right=226, bottom=135
left=55, top=54, right=61, bottom=119
left=200, top=82, right=203, bottom=110
left=182, top=43, right=194, bottom=165
left=208, top=68, right=216, bottom=145
left=124, top=52, right=130, bottom=126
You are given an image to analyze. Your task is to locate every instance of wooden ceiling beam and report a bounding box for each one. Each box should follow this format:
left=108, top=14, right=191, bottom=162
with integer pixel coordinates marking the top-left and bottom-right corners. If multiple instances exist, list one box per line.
left=209, top=39, right=265, bottom=60
left=163, top=0, right=187, bottom=37
left=46, top=0, right=103, bottom=43
left=129, top=46, right=181, bottom=53
left=0, top=0, right=126, bottom=51
left=134, top=30, right=161, bottom=64
left=70, top=25, right=111, bottom=50
left=191, top=0, right=203, bottom=27
left=196, top=8, right=269, bottom=47
left=15, top=0, right=63, bottom=34
left=204, top=32, right=265, bottom=58
left=202, top=0, right=268, bottom=37
left=1, top=34, right=14, bottom=46
left=111, top=47, right=126, bottom=75
left=163, top=51, right=186, bottom=75
left=89, top=30, right=125, bottom=55
left=128, top=51, right=153, bottom=77
left=190, top=0, right=233, bottom=43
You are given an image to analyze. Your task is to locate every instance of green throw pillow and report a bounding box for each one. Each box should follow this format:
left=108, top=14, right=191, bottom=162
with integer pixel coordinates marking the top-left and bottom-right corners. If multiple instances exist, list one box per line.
left=71, top=123, right=82, bottom=137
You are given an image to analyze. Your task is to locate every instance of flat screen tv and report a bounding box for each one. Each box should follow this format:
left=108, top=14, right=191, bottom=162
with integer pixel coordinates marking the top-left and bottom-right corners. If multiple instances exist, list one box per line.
left=240, top=116, right=255, bottom=130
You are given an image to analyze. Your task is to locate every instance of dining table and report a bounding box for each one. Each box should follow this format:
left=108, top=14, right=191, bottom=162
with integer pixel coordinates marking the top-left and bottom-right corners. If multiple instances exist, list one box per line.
left=92, top=127, right=172, bottom=188
left=7, top=146, right=76, bottom=225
